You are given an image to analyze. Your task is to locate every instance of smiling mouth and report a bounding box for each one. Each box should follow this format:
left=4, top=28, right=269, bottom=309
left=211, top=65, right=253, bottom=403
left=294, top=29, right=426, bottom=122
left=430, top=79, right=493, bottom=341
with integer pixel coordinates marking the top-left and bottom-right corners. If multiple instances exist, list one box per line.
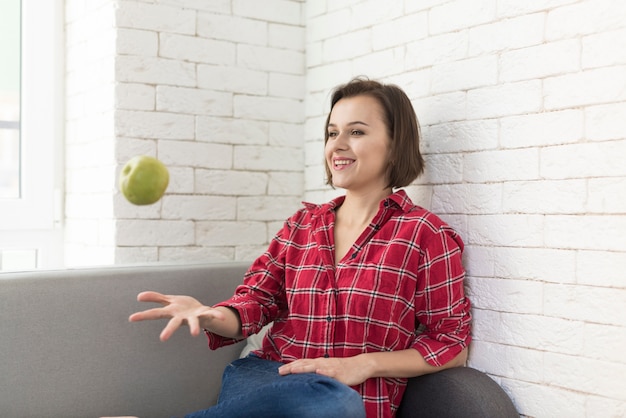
left=333, top=159, right=355, bottom=168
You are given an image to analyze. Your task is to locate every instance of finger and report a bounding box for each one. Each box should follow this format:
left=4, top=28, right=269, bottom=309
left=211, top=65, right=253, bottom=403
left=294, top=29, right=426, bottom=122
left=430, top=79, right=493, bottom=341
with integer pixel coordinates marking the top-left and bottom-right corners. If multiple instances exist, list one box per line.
left=128, top=307, right=168, bottom=322
left=137, top=291, right=169, bottom=304
left=187, top=315, right=201, bottom=337
left=160, top=316, right=183, bottom=342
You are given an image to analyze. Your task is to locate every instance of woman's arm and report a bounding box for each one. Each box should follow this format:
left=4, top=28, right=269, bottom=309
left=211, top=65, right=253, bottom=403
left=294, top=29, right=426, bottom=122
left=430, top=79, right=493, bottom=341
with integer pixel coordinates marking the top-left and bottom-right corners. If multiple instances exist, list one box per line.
left=129, top=291, right=243, bottom=341
left=278, top=347, right=467, bottom=386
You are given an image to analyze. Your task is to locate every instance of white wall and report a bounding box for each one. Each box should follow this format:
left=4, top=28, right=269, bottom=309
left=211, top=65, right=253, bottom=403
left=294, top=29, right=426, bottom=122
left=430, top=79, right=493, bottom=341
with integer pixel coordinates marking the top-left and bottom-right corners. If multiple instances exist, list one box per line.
left=64, top=0, right=305, bottom=265
left=64, top=0, right=626, bottom=416
left=303, top=0, right=626, bottom=416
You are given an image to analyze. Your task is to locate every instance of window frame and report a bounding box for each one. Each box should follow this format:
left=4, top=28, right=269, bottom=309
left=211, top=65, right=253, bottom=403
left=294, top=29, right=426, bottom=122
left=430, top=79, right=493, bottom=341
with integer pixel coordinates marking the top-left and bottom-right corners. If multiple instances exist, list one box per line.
left=0, top=0, right=64, bottom=269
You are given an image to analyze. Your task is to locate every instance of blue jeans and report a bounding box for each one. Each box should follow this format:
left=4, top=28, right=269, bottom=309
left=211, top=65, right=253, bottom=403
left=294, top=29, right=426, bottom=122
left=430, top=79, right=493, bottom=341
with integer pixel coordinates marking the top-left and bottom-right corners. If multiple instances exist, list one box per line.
left=184, top=355, right=366, bottom=418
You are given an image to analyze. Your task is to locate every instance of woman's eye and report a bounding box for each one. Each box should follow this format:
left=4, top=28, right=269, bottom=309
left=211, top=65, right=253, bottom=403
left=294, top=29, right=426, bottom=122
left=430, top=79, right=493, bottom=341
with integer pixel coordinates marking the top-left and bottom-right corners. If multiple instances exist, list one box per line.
left=351, top=130, right=364, bottom=136
left=328, top=131, right=338, bottom=138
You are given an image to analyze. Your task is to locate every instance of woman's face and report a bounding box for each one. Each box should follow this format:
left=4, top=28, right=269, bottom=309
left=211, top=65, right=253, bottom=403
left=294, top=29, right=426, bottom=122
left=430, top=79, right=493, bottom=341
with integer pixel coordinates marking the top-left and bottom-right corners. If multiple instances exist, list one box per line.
left=324, top=95, right=391, bottom=194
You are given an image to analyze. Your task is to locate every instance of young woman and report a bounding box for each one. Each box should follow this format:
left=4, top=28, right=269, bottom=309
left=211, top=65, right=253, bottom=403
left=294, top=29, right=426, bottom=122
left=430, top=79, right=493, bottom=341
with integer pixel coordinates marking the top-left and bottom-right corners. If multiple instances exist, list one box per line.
left=130, top=78, right=472, bottom=418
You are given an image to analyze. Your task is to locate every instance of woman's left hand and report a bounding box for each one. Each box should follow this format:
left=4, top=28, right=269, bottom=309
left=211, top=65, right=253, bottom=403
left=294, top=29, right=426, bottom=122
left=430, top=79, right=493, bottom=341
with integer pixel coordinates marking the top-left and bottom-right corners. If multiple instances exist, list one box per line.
left=277, top=355, right=371, bottom=386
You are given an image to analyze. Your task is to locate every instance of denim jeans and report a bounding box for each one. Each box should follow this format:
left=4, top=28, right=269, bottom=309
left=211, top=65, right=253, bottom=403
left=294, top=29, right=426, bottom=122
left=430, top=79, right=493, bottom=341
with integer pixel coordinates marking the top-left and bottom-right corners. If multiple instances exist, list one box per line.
left=184, top=355, right=366, bottom=418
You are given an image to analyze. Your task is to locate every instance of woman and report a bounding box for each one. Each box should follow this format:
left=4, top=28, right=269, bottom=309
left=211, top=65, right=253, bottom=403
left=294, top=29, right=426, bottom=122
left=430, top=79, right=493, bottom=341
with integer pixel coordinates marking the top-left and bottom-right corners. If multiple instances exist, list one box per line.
left=130, top=78, right=472, bottom=418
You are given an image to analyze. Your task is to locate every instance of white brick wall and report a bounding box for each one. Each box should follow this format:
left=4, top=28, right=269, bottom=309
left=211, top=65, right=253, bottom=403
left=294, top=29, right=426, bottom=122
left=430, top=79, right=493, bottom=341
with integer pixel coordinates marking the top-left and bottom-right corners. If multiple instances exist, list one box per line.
left=64, top=0, right=625, bottom=415
left=65, top=0, right=305, bottom=265
left=305, top=0, right=626, bottom=416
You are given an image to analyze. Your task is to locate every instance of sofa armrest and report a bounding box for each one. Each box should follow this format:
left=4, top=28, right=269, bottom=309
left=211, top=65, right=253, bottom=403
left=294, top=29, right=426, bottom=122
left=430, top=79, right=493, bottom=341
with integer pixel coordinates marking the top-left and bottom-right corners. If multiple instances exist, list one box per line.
left=0, top=262, right=249, bottom=418
left=397, top=367, right=518, bottom=418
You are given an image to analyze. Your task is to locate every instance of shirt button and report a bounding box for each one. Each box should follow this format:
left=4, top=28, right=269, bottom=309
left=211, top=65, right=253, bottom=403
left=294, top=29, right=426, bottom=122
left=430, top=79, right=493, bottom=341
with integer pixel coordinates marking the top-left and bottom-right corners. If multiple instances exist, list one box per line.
left=350, top=253, right=357, bottom=259
left=324, top=353, right=330, bottom=358
left=326, top=316, right=332, bottom=322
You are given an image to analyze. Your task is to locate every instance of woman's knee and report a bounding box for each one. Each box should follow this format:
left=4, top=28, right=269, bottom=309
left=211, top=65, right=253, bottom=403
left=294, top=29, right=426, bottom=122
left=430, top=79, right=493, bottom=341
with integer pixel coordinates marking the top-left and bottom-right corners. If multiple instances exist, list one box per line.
left=289, top=377, right=366, bottom=418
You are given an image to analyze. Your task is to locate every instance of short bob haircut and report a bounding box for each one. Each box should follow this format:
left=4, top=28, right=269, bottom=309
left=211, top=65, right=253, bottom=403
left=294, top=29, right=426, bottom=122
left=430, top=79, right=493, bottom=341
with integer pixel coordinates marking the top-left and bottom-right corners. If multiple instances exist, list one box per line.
left=324, top=77, right=424, bottom=190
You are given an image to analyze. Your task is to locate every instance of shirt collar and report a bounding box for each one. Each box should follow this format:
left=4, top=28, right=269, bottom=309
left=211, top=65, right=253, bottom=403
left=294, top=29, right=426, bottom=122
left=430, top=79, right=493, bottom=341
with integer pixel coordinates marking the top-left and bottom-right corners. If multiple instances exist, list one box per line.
left=302, top=189, right=414, bottom=216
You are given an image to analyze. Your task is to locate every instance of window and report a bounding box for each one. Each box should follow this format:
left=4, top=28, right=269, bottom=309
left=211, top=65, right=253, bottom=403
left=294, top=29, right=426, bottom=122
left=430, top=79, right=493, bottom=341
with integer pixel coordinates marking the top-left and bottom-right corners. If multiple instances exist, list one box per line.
left=0, top=0, right=63, bottom=270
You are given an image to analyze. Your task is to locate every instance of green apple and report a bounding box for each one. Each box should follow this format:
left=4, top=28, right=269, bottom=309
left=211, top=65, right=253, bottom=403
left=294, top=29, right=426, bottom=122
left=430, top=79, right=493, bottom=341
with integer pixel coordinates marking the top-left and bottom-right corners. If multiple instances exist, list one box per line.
left=119, top=155, right=170, bottom=205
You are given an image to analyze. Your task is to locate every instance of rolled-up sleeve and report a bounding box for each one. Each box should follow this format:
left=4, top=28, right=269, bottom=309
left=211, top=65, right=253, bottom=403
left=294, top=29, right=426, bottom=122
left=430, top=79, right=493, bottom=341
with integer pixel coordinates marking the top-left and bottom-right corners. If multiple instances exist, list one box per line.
left=411, top=225, right=472, bottom=366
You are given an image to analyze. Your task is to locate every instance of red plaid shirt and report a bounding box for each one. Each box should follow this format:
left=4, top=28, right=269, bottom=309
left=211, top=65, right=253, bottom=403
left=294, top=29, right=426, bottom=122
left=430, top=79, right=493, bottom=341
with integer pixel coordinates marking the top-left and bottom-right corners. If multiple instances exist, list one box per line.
left=207, top=190, right=471, bottom=417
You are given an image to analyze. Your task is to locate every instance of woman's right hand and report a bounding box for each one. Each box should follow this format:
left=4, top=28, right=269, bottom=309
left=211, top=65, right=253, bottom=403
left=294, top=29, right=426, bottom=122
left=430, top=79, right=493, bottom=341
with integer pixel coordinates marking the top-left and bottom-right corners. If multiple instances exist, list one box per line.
left=129, top=291, right=227, bottom=341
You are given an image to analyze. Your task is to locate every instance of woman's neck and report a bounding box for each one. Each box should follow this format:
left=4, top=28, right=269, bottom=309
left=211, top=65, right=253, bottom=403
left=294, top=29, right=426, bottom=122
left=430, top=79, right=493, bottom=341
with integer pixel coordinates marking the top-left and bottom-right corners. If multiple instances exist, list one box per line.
left=336, top=188, right=393, bottom=227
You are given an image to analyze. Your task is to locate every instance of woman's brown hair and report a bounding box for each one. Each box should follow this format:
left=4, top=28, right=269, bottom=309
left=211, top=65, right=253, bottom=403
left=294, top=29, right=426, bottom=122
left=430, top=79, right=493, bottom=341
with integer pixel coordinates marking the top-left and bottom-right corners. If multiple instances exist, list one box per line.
left=324, top=77, right=424, bottom=189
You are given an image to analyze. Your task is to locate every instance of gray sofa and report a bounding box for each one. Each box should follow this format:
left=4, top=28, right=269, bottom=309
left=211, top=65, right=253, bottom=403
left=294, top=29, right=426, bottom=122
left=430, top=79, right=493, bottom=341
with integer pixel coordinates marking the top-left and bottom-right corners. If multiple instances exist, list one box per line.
left=0, top=262, right=518, bottom=418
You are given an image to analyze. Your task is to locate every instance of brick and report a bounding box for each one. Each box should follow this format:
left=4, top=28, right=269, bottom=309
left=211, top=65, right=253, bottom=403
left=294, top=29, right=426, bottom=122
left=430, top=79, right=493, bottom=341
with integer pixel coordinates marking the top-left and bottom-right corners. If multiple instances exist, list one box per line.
left=413, top=92, right=466, bottom=125
left=198, top=66, right=267, bottom=96
left=196, top=221, right=267, bottom=246
left=116, top=28, right=158, bottom=56
left=307, top=8, right=352, bottom=42
left=115, top=110, right=195, bottom=140
left=466, top=276, right=544, bottom=314
left=388, top=69, right=431, bottom=99
left=577, top=250, right=626, bottom=288
left=196, top=116, right=269, bottom=145
left=236, top=245, right=269, bottom=261
left=403, top=184, right=433, bottom=210
left=468, top=340, right=544, bottom=382
left=583, top=323, right=626, bottom=364
left=463, top=245, right=495, bottom=277
left=500, top=109, right=583, bottom=148
left=544, top=352, right=626, bottom=400
left=159, top=140, right=233, bottom=169
left=234, top=95, right=303, bottom=124
left=195, top=169, right=268, bottom=196
left=493, top=247, right=577, bottom=283
left=500, top=39, right=580, bottom=82
left=162, top=167, right=194, bottom=194
left=503, top=179, right=587, bottom=214
left=583, top=27, right=626, bottom=68
left=499, top=377, right=586, bottom=418
left=423, top=120, right=499, bottom=153
left=588, top=178, right=626, bottom=214
left=115, top=83, right=155, bottom=111
left=269, top=74, right=305, bottom=100
left=237, top=196, right=302, bottom=221
left=586, top=396, right=626, bottom=418
left=238, top=45, right=305, bottom=77
left=468, top=13, right=545, bottom=55
left=541, top=140, right=626, bottom=179
left=116, top=219, right=195, bottom=246
left=161, top=195, right=236, bottom=220
left=544, top=283, right=626, bottom=326
left=546, top=0, right=626, bottom=40
left=156, top=0, right=231, bottom=14
left=432, top=56, right=498, bottom=93
left=422, top=152, right=464, bottom=184
left=348, top=0, right=404, bottom=29
left=197, top=13, right=267, bottom=46
left=115, top=55, right=196, bottom=87
left=352, top=47, right=405, bottom=78
left=464, top=148, right=539, bottom=182
left=116, top=2, right=196, bottom=35
left=115, top=246, right=158, bottom=264
left=372, top=12, right=428, bottom=51
left=114, top=193, right=161, bottom=220
left=544, top=66, right=626, bottom=109
left=429, top=0, right=497, bottom=34
left=234, top=145, right=303, bottom=171
left=156, top=86, right=233, bottom=116
left=586, top=102, right=626, bottom=141
left=405, top=31, right=467, bottom=69
left=501, top=312, right=583, bottom=355
left=322, top=29, right=372, bottom=63
left=270, top=122, right=305, bottom=148
left=467, top=80, right=542, bottom=119
left=160, top=34, right=236, bottom=65
left=268, top=172, right=304, bottom=196
left=432, top=183, right=502, bottom=214
left=233, top=0, right=302, bottom=25
left=158, top=245, right=234, bottom=262
left=545, top=214, right=626, bottom=251
left=304, top=165, right=327, bottom=190
left=497, top=0, right=576, bottom=17
left=467, top=214, right=544, bottom=247
left=269, top=23, right=305, bottom=51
